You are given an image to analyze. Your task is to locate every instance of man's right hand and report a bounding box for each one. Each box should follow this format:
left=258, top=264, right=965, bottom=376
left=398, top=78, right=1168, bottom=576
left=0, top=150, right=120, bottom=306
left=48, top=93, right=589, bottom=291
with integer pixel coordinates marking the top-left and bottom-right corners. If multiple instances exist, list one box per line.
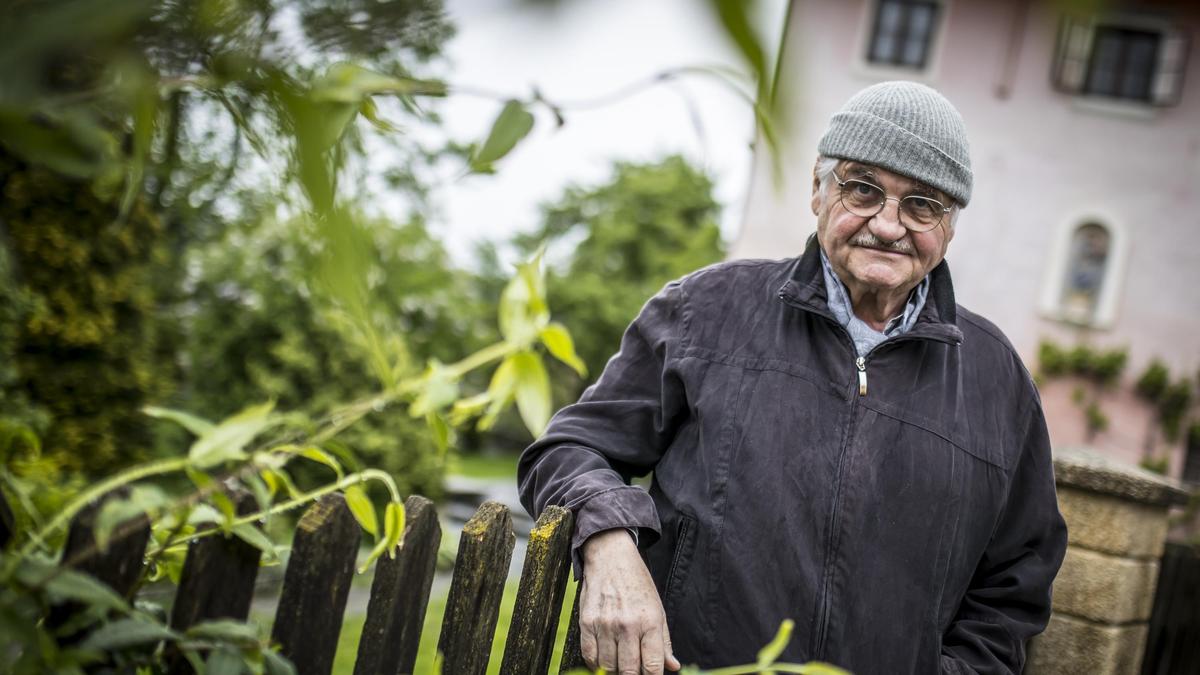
left=579, top=529, right=682, bottom=674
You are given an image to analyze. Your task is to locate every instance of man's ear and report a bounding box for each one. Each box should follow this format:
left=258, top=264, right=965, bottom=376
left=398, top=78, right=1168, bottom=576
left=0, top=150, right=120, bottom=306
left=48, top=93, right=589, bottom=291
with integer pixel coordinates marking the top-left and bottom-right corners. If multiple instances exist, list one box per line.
left=811, top=169, right=822, bottom=216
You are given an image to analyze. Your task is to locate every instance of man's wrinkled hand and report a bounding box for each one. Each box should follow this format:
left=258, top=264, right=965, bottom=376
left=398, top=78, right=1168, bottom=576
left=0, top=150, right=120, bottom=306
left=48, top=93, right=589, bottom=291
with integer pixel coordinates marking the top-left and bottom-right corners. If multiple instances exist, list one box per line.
left=580, top=529, right=682, bottom=675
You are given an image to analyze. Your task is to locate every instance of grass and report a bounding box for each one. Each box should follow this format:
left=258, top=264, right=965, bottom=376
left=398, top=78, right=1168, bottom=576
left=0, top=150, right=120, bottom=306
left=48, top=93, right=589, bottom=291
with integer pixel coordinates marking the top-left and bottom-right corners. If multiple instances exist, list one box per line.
left=332, top=575, right=578, bottom=674
left=445, top=452, right=521, bottom=480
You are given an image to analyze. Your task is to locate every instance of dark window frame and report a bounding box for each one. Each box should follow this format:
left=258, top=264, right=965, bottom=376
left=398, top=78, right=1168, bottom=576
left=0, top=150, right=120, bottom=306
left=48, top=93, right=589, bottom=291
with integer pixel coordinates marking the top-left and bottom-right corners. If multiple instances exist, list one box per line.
left=865, top=0, right=943, bottom=70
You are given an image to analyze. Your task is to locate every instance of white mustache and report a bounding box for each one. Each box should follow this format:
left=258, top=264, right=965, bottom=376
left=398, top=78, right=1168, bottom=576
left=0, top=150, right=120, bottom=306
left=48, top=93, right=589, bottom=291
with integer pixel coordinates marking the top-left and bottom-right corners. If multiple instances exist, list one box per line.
left=851, top=233, right=912, bottom=254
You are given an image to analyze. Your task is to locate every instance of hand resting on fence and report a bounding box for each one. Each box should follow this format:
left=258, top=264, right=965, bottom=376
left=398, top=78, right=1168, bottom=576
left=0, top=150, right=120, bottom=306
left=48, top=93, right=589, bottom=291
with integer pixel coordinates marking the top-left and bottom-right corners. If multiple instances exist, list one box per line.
left=580, top=528, right=681, bottom=674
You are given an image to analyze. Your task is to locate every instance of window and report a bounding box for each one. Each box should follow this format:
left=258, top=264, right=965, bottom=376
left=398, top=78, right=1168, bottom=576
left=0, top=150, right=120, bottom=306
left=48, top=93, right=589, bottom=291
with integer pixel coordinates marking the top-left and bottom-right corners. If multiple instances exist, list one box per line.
left=1060, top=223, right=1111, bottom=324
left=866, top=0, right=942, bottom=70
left=1053, top=15, right=1188, bottom=106
left=1040, top=216, right=1126, bottom=329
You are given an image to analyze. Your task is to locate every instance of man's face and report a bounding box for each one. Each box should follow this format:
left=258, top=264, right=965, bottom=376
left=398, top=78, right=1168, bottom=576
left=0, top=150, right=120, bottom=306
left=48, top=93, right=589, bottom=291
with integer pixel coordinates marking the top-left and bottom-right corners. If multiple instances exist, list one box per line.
left=811, top=160, right=956, bottom=297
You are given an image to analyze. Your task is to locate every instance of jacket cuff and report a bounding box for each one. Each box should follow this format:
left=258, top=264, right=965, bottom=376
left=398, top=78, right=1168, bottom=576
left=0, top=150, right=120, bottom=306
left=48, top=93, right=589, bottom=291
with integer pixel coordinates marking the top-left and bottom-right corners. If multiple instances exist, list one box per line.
left=569, top=486, right=661, bottom=579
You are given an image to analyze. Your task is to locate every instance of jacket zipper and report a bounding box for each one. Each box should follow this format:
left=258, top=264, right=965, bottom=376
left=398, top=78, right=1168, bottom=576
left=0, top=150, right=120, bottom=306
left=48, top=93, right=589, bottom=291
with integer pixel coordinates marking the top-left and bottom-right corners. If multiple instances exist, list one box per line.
left=777, top=289, right=963, bottom=660
left=807, top=336, right=957, bottom=659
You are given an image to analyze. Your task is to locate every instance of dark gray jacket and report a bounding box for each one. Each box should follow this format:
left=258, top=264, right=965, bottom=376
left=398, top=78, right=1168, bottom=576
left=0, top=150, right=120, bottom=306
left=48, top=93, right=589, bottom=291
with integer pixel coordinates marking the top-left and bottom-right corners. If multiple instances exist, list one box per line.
left=518, top=238, right=1067, bottom=674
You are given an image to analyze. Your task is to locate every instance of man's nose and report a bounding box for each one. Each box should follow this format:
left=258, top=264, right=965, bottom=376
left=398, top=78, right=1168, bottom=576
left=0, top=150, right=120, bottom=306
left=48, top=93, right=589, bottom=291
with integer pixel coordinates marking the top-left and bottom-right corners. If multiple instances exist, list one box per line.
left=868, top=197, right=908, bottom=241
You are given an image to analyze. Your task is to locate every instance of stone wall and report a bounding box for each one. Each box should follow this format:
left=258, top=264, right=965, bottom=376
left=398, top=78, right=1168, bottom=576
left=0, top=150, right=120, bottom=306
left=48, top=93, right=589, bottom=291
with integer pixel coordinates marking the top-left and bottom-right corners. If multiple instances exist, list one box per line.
left=1026, top=447, right=1190, bottom=675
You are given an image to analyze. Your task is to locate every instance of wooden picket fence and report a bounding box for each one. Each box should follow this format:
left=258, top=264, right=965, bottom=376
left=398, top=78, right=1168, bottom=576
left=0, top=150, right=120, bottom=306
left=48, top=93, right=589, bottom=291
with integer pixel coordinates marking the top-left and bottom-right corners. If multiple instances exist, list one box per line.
left=2, top=490, right=586, bottom=675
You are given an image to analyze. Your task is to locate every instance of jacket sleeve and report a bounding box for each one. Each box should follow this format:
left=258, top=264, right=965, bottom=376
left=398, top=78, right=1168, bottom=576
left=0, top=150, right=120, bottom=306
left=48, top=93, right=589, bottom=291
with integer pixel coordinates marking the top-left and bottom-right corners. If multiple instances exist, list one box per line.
left=517, top=280, right=688, bottom=575
left=940, top=402, right=1068, bottom=674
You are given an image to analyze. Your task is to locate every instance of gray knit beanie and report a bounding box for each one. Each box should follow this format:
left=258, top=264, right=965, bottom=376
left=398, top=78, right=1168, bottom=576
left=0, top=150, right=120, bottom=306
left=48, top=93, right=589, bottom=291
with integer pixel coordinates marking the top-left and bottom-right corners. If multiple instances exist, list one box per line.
left=818, top=81, right=973, bottom=206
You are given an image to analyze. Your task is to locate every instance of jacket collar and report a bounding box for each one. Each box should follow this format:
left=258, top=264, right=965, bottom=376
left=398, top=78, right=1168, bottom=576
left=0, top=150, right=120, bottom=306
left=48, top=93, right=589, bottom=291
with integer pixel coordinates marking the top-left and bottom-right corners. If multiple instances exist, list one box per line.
left=777, top=234, right=964, bottom=345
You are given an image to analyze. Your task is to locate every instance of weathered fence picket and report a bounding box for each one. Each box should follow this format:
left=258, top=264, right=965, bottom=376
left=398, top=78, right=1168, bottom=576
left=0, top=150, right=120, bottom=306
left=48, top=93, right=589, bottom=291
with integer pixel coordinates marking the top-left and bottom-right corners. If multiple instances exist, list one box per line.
left=558, top=582, right=587, bottom=672
left=3, top=484, right=596, bottom=674
left=354, top=495, right=442, bottom=675
left=48, top=491, right=151, bottom=637
left=437, top=500, right=515, bottom=675
left=271, top=493, right=361, bottom=675
left=166, top=491, right=263, bottom=675
left=501, top=505, right=573, bottom=675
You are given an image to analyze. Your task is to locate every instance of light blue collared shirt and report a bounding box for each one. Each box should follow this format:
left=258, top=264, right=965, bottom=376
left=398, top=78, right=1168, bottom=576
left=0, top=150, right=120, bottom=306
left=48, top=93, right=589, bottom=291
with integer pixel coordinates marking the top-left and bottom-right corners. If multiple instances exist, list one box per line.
left=819, top=248, right=929, bottom=357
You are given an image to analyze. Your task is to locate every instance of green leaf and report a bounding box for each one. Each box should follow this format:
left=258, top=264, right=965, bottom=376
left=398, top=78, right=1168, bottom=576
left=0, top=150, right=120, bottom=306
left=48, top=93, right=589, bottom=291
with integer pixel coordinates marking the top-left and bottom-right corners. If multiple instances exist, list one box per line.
left=231, top=524, right=278, bottom=564
left=37, top=568, right=129, bottom=613
left=94, top=485, right=167, bottom=551
left=322, top=440, right=363, bottom=473
left=359, top=97, right=398, bottom=133
left=262, top=468, right=302, bottom=499
left=244, top=473, right=273, bottom=515
left=0, top=107, right=118, bottom=179
left=263, top=649, right=298, bottom=675
left=539, top=322, right=587, bottom=377
left=206, top=645, right=244, bottom=674
left=189, top=401, right=276, bottom=469
left=798, top=663, right=853, bottom=675
left=409, top=361, right=460, bottom=417
left=498, top=248, right=549, bottom=346
left=310, top=63, right=446, bottom=103
left=478, top=356, right=518, bottom=431
left=186, top=466, right=215, bottom=490
left=187, top=503, right=224, bottom=526
left=212, top=491, right=237, bottom=530
left=449, top=392, right=491, bottom=427
left=707, top=0, right=768, bottom=90
left=426, top=412, right=451, bottom=455
left=512, top=351, right=552, bottom=436
left=298, top=446, right=343, bottom=478
left=344, top=484, right=378, bottom=537
left=470, top=99, right=535, bottom=172
left=144, top=406, right=214, bottom=437
left=359, top=499, right=406, bottom=573
left=79, top=618, right=178, bottom=651
left=756, top=618, right=794, bottom=668
left=186, top=619, right=261, bottom=644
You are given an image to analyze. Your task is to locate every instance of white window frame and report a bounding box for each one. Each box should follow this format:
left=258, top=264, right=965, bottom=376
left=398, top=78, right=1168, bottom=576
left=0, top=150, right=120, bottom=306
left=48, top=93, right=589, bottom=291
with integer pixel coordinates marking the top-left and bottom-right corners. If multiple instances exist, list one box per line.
left=852, top=0, right=952, bottom=82
left=1039, top=212, right=1128, bottom=329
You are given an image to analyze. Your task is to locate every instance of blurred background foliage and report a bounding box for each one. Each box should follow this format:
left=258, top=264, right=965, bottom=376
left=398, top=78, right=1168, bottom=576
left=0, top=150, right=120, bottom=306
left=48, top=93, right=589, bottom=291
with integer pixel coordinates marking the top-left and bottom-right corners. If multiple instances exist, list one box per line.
left=0, top=0, right=737, bottom=492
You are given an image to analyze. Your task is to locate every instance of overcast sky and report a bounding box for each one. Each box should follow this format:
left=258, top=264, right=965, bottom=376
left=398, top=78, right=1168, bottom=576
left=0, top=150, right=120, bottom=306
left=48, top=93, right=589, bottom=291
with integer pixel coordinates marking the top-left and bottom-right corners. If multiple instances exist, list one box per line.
left=402, top=0, right=788, bottom=265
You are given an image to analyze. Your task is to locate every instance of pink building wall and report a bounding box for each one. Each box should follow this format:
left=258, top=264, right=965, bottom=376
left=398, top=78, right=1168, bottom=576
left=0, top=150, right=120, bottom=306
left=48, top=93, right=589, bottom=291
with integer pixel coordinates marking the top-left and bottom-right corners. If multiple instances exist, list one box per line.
left=737, top=0, right=1200, bottom=477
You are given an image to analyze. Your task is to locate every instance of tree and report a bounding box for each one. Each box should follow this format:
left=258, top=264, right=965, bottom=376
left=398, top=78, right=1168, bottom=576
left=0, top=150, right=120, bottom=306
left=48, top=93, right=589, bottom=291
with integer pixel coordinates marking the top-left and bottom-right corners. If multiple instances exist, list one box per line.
left=0, top=0, right=457, bottom=475
left=516, top=155, right=725, bottom=399
left=184, top=211, right=496, bottom=496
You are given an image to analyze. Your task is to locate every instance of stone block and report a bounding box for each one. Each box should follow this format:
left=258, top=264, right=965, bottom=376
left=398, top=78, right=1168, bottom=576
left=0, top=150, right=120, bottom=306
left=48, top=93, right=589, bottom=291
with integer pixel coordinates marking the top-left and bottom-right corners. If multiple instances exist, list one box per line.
left=1052, top=546, right=1159, bottom=624
left=1026, top=613, right=1147, bottom=675
left=1057, top=485, right=1169, bottom=559
left=1054, top=447, right=1189, bottom=508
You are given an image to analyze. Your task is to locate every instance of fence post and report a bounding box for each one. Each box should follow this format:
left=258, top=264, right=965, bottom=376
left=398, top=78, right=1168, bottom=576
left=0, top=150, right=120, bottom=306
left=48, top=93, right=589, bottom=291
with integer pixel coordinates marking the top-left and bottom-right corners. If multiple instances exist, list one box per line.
left=48, top=489, right=152, bottom=634
left=500, top=505, right=573, bottom=675
left=437, top=500, right=514, bottom=675
left=165, top=490, right=262, bottom=675
left=1142, top=542, right=1200, bottom=674
left=271, top=492, right=361, bottom=675
left=353, top=495, right=442, bottom=675
left=558, top=582, right=586, bottom=672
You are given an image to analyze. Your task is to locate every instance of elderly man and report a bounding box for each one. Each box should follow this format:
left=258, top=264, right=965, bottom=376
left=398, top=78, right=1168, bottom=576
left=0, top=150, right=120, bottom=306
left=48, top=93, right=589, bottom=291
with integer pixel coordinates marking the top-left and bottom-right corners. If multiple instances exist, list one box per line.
left=518, top=81, right=1067, bottom=674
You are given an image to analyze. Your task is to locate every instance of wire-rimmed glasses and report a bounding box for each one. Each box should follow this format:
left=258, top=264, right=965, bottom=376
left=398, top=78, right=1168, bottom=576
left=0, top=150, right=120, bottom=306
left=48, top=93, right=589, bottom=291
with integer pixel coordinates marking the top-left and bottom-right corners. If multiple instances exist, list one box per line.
left=832, top=169, right=952, bottom=233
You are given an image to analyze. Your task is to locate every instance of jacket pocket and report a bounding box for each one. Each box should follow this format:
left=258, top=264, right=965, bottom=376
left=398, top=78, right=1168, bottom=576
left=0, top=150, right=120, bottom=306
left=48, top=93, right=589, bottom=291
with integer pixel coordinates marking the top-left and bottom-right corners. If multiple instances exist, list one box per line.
left=663, top=512, right=697, bottom=616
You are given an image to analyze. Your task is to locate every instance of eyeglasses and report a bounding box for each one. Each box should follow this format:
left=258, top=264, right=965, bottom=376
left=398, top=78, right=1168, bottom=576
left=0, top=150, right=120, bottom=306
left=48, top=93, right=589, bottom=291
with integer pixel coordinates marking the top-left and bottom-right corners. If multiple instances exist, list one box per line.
left=831, top=169, right=952, bottom=233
